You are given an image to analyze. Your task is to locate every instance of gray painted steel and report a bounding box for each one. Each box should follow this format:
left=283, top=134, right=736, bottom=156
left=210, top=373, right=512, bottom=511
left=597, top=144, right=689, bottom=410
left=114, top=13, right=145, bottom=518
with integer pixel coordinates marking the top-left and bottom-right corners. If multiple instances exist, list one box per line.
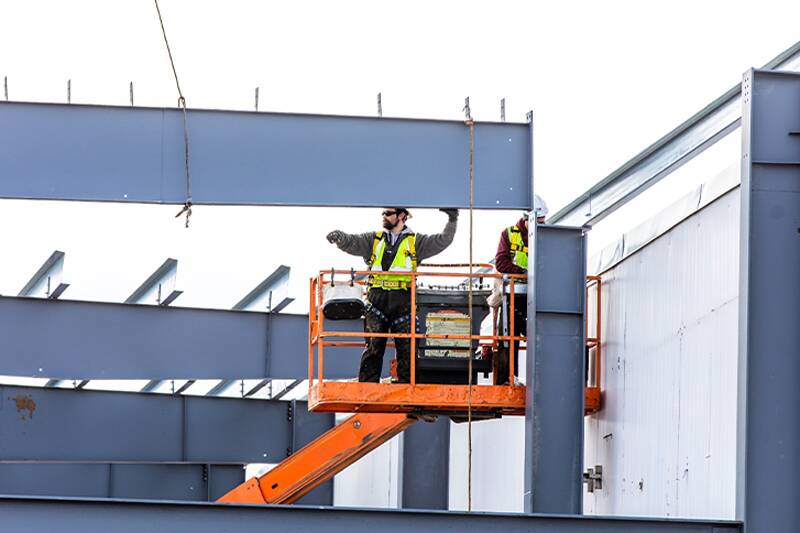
left=0, top=462, right=332, bottom=506
left=0, top=386, right=334, bottom=464
left=0, top=102, right=531, bottom=209
left=525, top=225, right=586, bottom=514
left=0, top=463, right=243, bottom=502
left=550, top=40, right=800, bottom=226
left=233, top=265, right=292, bottom=312
left=18, top=250, right=69, bottom=299
left=523, top=115, right=540, bottom=513
left=124, top=258, right=181, bottom=306
left=402, top=417, right=449, bottom=510
left=0, top=296, right=359, bottom=379
left=0, top=496, right=742, bottom=532
left=737, top=69, right=800, bottom=533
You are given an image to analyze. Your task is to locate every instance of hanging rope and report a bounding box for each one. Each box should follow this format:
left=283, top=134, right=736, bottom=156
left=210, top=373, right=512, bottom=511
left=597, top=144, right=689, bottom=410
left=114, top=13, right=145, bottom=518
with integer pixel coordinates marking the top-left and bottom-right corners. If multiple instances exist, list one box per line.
left=466, top=117, right=475, bottom=512
left=154, top=0, right=193, bottom=228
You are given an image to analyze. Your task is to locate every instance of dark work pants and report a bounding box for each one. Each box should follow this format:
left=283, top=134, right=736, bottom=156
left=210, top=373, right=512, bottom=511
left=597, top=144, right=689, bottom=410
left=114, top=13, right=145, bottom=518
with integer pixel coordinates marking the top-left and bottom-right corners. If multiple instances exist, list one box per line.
left=360, top=288, right=415, bottom=383
left=495, top=294, right=527, bottom=385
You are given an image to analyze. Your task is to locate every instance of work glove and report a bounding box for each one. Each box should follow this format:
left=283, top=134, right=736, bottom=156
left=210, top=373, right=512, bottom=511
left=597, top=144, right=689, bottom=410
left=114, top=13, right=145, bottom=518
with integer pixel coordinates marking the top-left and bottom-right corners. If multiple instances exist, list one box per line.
left=326, top=230, right=345, bottom=244
left=439, top=208, right=459, bottom=222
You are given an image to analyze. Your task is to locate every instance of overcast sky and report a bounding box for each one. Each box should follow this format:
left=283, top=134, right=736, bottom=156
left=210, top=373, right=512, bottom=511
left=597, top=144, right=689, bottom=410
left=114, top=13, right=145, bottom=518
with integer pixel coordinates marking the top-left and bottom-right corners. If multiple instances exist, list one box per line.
left=1, top=0, right=799, bottom=310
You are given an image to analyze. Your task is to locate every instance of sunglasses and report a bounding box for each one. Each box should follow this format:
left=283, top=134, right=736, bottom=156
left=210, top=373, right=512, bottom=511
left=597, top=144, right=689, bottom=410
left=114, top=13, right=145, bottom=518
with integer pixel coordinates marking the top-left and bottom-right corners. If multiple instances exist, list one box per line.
left=381, top=210, right=399, bottom=217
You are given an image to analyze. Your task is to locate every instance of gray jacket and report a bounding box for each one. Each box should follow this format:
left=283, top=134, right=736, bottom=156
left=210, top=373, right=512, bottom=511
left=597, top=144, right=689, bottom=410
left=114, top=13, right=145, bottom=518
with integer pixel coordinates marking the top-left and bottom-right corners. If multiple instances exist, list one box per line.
left=333, top=218, right=457, bottom=265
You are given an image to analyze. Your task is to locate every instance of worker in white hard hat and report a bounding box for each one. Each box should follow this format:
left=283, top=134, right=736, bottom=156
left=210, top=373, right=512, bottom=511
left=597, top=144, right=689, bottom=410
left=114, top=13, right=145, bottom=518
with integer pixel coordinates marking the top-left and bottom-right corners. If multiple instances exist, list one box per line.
left=533, top=194, right=548, bottom=223
left=489, top=194, right=548, bottom=384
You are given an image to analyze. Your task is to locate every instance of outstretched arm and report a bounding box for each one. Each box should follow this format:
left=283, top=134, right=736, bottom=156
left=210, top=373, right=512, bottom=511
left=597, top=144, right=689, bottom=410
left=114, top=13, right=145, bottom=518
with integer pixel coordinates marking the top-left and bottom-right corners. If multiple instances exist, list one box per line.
left=326, top=230, right=376, bottom=263
left=415, top=209, right=458, bottom=261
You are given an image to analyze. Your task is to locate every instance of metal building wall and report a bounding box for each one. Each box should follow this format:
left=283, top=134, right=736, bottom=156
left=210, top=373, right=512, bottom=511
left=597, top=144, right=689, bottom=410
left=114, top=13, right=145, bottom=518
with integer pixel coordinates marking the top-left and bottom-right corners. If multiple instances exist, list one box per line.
left=584, top=188, right=740, bottom=519
left=449, top=416, right=525, bottom=512
left=333, top=417, right=403, bottom=509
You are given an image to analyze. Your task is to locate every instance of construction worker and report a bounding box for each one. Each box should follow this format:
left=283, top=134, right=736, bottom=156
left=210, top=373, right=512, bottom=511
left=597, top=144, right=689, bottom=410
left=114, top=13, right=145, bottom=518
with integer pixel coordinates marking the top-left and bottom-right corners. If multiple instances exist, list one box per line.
left=492, top=194, right=547, bottom=385
left=327, top=208, right=459, bottom=383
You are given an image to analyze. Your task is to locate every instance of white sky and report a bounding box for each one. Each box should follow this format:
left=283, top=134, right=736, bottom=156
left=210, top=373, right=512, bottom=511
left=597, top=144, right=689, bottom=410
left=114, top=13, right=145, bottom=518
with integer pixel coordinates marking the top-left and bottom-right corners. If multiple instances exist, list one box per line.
left=1, top=0, right=799, bottom=311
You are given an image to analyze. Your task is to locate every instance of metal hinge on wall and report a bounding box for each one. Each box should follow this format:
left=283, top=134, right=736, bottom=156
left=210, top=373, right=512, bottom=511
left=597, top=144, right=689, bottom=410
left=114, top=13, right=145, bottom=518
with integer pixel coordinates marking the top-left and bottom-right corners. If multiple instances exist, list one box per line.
left=583, top=465, right=603, bottom=493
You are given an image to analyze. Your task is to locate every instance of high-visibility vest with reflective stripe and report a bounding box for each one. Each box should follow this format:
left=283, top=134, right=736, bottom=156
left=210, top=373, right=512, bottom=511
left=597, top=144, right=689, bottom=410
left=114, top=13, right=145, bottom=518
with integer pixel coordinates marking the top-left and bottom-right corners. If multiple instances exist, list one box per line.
left=507, top=225, right=528, bottom=270
left=368, top=231, right=418, bottom=290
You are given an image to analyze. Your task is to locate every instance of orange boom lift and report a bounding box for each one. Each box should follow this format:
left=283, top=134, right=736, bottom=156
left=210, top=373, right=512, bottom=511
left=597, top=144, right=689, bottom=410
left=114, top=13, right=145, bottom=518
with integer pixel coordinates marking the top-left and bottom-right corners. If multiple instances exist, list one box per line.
left=219, top=267, right=602, bottom=505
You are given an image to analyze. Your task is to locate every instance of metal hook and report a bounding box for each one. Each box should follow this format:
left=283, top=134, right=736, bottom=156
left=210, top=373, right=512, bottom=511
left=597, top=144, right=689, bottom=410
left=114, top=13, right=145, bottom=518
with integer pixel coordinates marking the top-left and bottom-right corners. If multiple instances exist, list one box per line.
left=500, top=98, right=505, bottom=122
left=255, top=87, right=259, bottom=111
left=129, top=82, right=134, bottom=106
left=377, top=92, right=382, bottom=117
left=330, top=267, right=335, bottom=287
left=67, top=79, right=71, bottom=104
left=350, top=267, right=355, bottom=287
left=463, top=97, right=471, bottom=120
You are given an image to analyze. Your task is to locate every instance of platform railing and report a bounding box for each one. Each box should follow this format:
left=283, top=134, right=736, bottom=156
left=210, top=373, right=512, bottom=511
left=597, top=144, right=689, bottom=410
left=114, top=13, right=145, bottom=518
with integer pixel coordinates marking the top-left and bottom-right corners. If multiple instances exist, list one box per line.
left=309, top=266, right=526, bottom=387
left=308, top=267, right=604, bottom=414
left=585, top=275, right=602, bottom=413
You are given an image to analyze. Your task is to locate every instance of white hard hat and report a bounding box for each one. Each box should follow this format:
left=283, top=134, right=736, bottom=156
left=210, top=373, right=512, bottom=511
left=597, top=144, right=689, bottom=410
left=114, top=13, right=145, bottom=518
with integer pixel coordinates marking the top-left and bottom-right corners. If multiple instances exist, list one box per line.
left=534, top=194, right=549, bottom=217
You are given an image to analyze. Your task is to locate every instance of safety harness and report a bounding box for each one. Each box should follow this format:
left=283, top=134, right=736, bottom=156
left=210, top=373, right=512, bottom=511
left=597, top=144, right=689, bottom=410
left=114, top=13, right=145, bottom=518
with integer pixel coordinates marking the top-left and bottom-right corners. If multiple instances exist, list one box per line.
left=507, top=225, right=528, bottom=270
left=367, top=230, right=418, bottom=290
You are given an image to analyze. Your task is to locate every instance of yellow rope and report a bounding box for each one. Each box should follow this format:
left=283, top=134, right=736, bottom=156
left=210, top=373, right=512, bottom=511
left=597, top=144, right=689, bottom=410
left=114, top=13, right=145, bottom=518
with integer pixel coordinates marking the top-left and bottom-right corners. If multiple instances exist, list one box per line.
left=153, top=0, right=193, bottom=228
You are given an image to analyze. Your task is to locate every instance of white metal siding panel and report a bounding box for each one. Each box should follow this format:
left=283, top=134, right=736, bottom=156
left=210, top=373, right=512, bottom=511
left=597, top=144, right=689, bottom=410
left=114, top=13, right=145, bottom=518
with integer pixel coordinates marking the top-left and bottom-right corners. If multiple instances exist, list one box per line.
left=449, top=416, right=525, bottom=512
left=333, top=417, right=403, bottom=508
left=584, top=189, right=739, bottom=519
left=449, top=355, right=527, bottom=512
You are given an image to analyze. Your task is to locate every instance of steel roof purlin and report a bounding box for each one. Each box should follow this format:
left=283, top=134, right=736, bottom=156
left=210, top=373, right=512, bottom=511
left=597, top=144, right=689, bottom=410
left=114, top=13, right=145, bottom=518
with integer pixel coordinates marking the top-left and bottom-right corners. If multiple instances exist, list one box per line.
left=549, top=39, right=800, bottom=226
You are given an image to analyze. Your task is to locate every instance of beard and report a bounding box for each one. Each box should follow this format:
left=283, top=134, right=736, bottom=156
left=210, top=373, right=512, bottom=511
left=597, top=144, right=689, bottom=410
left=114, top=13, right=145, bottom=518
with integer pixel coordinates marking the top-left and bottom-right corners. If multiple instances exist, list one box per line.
left=382, top=219, right=397, bottom=230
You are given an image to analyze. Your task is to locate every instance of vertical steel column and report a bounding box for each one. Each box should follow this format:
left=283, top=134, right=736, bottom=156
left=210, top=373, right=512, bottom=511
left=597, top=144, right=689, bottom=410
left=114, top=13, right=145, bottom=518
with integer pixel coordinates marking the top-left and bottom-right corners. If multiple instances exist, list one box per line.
left=401, top=418, right=450, bottom=510
left=524, top=110, right=585, bottom=514
left=523, top=111, right=539, bottom=512
left=737, top=68, right=800, bottom=532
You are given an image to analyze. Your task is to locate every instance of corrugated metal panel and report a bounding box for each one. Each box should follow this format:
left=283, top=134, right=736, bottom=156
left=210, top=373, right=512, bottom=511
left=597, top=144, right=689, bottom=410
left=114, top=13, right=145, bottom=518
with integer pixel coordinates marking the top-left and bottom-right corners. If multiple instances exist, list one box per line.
left=584, top=189, right=739, bottom=519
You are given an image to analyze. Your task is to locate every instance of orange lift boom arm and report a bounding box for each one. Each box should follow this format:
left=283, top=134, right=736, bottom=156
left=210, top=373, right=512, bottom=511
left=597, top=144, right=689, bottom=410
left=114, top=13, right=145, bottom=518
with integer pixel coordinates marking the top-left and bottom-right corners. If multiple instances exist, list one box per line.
left=218, top=413, right=416, bottom=505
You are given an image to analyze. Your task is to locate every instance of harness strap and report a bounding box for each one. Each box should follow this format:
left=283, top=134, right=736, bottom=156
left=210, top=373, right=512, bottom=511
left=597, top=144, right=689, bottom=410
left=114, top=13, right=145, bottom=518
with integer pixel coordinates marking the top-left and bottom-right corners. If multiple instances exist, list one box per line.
left=407, top=234, right=418, bottom=270
left=368, top=230, right=384, bottom=268
left=508, top=226, right=528, bottom=254
left=364, top=302, right=389, bottom=324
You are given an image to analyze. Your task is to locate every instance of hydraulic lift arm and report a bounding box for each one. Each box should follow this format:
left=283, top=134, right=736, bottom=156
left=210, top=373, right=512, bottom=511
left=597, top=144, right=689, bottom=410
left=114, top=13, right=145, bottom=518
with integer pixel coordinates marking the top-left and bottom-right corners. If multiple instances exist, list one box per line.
left=218, top=412, right=416, bottom=505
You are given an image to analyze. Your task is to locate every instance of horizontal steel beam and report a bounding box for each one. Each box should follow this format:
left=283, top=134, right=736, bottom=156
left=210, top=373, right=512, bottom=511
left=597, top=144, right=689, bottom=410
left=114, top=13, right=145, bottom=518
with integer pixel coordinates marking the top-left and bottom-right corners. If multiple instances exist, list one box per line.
left=549, top=39, right=800, bottom=226
left=0, top=102, right=531, bottom=209
left=0, top=386, right=333, bottom=464
left=0, top=496, right=741, bottom=533
left=0, top=296, right=360, bottom=380
left=0, top=462, right=244, bottom=503
left=0, top=462, right=331, bottom=506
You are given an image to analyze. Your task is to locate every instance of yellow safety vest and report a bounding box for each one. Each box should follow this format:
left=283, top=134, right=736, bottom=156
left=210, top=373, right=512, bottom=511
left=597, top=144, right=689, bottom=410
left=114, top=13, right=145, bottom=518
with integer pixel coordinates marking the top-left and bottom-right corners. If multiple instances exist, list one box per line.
left=507, top=225, right=528, bottom=270
left=368, top=231, right=418, bottom=290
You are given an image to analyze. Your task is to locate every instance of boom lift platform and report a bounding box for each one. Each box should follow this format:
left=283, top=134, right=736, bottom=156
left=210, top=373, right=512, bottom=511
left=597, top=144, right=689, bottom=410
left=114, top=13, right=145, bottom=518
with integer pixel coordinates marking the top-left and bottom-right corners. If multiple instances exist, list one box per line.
left=219, top=267, right=602, bottom=505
